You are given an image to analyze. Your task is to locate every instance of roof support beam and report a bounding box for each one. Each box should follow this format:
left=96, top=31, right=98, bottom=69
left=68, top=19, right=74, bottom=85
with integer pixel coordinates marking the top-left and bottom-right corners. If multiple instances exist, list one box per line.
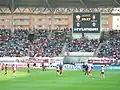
left=79, top=0, right=90, bottom=11
left=79, top=0, right=87, bottom=8
left=11, top=0, right=15, bottom=32
left=45, top=0, right=53, bottom=13
left=114, top=0, right=120, bottom=5
left=11, top=0, right=15, bottom=13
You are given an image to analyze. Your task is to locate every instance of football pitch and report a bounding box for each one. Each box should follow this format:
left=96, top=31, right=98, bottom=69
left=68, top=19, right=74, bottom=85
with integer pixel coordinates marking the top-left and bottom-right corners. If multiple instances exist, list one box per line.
left=0, top=69, right=120, bottom=90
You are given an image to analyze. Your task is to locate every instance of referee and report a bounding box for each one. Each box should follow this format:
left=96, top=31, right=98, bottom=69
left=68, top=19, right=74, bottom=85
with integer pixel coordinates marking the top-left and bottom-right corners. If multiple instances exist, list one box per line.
left=4, top=64, right=8, bottom=75
left=85, top=64, right=89, bottom=76
left=27, top=63, right=30, bottom=73
left=82, top=64, right=86, bottom=72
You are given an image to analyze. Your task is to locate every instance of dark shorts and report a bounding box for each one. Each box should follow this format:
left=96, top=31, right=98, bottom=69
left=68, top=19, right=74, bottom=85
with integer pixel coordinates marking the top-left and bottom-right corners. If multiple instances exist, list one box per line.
left=33, top=63, right=36, bottom=67
left=101, top=72, right=104, bottom=74
left=85, top=69, right=88, bottom=72
left=13, top=70, right=15, bottom=73
left=57, top=70, right=59, bottom=72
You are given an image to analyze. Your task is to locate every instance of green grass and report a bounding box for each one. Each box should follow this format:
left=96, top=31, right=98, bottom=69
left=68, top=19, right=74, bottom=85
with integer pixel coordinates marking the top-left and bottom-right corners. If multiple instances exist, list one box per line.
left=0, top=69, right=120, bottom=90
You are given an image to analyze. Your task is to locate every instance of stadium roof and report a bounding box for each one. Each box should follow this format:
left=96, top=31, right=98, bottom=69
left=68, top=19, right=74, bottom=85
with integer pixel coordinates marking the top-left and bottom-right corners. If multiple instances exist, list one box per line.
left=0, top=0, right=120, bottom=8
left=0, top=0, right=120, bottom=14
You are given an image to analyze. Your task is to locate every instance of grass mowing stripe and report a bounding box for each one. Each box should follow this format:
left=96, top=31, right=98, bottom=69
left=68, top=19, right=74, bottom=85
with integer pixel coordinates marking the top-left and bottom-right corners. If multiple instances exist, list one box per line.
left=0, top=69, right=120, bottom=90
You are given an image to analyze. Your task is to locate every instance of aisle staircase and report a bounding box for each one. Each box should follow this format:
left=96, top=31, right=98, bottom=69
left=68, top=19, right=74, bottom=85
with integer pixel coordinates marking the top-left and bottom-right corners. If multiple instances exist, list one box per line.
left=93, top=42, right=104, bottom=56
left=59, top=43, right=67, bottom=57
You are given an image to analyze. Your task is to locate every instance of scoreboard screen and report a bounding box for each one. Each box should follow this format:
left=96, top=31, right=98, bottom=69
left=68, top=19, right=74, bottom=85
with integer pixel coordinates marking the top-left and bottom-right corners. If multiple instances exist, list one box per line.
left=73, top=13, right=100, bottom=33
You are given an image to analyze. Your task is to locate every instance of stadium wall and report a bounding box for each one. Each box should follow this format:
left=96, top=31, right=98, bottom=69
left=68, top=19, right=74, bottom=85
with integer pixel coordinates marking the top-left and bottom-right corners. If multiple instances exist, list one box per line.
left=0, top=57, right=63, bottom=68
left=0, top=14, right=118, bottom=30
left=0, top=57, right=120, bottom=70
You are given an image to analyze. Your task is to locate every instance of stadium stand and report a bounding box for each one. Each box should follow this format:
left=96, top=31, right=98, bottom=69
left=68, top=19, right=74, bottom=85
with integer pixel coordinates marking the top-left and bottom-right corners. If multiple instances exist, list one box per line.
left=98, top=30, right=120, bottom=60
left=0, top=28, right=100, bottom=57
left=66, top=38, right=99, bottom=52
left=0, top=29, right=68, bottom=57
left=1, top=28, right=120, bottom=61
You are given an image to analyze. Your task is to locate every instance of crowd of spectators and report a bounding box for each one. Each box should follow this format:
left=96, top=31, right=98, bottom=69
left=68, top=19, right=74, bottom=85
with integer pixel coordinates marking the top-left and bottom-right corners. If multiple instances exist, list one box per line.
left=98, top=30, right=120, bottom=60
left=0, top=29, right=67, bottom=57
left=1, top=28, right=113, bottom=57
left=66, top=38, right=99, bottom=52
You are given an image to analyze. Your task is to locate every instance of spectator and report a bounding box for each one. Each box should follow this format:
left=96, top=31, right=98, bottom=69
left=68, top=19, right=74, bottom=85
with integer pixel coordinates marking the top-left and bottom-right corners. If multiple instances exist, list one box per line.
left=98, top=30, right=120, bottom=60
left=66, top=38, right=99, bottom=52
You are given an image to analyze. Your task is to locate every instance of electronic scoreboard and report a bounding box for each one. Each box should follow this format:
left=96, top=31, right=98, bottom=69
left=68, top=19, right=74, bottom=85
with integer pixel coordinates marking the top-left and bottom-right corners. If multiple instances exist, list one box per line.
left=73, top=13, right=100, bottom=33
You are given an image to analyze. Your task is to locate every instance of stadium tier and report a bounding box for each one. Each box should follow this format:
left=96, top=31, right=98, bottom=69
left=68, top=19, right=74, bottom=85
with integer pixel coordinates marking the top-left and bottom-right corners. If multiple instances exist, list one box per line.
left=98, top=30, right=120, bottom=60
left=0, top=29, right=67, bottom=57
left=66, top=38, right=99, bottom=52
left=0, top=28, right=120, bottom=61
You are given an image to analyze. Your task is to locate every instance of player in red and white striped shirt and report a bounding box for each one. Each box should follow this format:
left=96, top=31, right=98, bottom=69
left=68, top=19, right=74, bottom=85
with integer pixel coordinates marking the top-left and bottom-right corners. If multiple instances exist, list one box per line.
left=0, top=63, right=4, bottom=73
left=12, top=64, right=16, bottom=77
left=1, top=63, right=4, bottom=70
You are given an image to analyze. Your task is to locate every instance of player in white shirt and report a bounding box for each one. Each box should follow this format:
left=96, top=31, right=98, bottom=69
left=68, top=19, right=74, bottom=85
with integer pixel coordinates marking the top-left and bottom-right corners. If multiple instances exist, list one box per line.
left=88, top=64, right=93, bottom=76
left=101, top=65, right=105, bottom=80
left=0, top=63, right=1, bottom=72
